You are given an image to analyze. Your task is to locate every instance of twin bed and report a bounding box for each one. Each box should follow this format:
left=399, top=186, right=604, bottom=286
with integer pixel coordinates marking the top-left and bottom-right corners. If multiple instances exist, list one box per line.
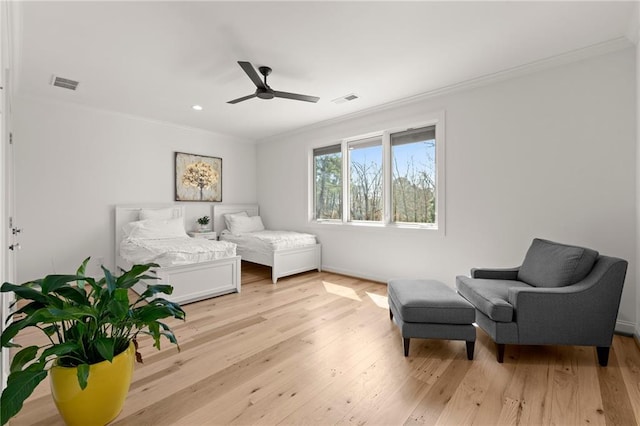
left=115, top=204, right=321, bottom=304
left=115, top=205, right=241, bottom=304
left=213, top=204, right=321, bottom=284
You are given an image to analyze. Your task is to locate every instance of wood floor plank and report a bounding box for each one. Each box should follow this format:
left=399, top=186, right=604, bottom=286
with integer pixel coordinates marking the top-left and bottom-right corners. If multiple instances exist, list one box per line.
left=597, top=347, right=638, bottom=426
left=613, top=336, right=640, bottom=424
left=8, top=265, right=640, bottom=426
left=434, top=333, right=495, bottom=425
left=494, top=346, right=555, bottom=425
left=404, top=351, right=472, bottom=425
left=469, top=334, right=518, bottom=426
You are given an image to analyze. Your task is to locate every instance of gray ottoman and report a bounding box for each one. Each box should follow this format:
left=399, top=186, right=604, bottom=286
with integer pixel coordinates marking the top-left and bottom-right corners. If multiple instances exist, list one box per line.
left=388, top=279, right=476, bottom=359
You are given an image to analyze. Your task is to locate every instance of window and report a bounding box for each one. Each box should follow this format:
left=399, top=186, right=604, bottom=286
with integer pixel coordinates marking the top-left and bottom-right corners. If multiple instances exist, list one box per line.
left=313, top=144, right=342, bottom=220
left=310, top=114, right=444, bottom=231
left=348, top=136, right=383, bottom=222
left=391, top=126, right=436, bottom=225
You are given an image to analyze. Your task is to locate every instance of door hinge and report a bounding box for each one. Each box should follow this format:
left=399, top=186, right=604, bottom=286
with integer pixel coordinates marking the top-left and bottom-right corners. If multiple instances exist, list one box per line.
left=9, top=132, right=12, bottom=145
left=8, top=217, right=12, bottom=228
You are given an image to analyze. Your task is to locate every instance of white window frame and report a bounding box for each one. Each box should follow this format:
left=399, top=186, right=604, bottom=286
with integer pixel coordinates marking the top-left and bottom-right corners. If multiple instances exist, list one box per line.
left=308, top=111, right=445, bottom=234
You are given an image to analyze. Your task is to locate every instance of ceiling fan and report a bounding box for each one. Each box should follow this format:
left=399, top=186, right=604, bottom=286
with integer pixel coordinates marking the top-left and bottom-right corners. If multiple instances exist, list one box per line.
left=227, top=61, right=319, bottom=104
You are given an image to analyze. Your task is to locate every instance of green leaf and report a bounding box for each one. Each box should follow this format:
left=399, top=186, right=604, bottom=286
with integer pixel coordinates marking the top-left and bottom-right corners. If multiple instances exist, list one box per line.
left=40, top=342, right=80, bottom=364
left=102, top=266, right=116, bottom=295
left=1, top=309, right=51, bottom=347
left=76, top=364, right=90, bottom=390
left=94, top=338, right=115, bottom=362
left=132, top=304, right=178, bottom=324
left=45, top=307, right=94, bottom=322
left=42, top=325, right=59, bottom=337
left=141, top=285, right=174, bottom=299
left=157, top=323, right=179, bottom=346
left=0, top=283, right=49, bottom=304
left=7, top=301, right=46, bottom=322
left=0, top=366, right=47, bottom=425
left=84, top=277, right=100, bottom=293
left=40, top=275, right=85, bottom=295
left=76, top=257, right=91, bottom=276
left=10, top=346, right=39, bottom=373
left=110, top=288, right=130, bottom=314
left=147, top=321, right=161, bottom=349
left=53, top=286, right=88, bottom=305
left=117, top=263, right=157, bottom=284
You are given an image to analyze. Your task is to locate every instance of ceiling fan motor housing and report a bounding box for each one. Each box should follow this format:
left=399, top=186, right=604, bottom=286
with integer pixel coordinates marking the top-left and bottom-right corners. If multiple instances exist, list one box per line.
left=256, top=88, right=275, bottom=99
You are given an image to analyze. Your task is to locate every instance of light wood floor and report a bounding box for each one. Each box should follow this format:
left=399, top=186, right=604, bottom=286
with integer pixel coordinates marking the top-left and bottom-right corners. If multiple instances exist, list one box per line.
left=10, top=262, right=640, bottom=425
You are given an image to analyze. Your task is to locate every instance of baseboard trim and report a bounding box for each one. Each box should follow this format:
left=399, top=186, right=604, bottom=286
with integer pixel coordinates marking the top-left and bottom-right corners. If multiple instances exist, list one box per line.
left=615, top=320, right=637, bottom=336
left=321, top=266, right=386, bottom=284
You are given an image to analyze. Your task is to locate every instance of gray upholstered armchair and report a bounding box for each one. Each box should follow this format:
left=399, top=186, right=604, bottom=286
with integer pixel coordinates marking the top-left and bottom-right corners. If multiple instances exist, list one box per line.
left=456, top=238, right=627, bottom=366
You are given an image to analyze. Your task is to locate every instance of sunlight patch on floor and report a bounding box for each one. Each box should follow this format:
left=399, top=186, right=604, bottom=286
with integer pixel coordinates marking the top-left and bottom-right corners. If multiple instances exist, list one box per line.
left=322, top=281, right=362, bottom=301
left=366, top=292, right=389, bottom=309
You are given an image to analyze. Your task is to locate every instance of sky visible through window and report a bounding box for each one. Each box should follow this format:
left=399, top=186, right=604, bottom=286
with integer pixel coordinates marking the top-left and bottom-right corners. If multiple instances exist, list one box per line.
left=392, top=139, right=435, bottom=180
left=348, top=138, right=435, bottom=179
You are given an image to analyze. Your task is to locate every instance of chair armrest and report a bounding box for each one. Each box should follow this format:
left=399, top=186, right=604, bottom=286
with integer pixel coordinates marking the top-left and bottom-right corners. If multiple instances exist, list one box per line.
left=506, top=256, right=627, bottom=346
left=507, top=285, right=579, bottom=308
left=471, top=267, right=520, bottom=280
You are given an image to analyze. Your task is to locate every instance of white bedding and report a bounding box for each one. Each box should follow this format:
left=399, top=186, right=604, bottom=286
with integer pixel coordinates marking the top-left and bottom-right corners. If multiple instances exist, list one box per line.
left=120, top=237, right=236, bottom=267
left=220, top=230, right=317, bottom=254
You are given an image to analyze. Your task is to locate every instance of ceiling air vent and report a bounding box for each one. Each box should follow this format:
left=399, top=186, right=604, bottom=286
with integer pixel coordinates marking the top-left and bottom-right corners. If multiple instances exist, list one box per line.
left=331, top=93, right=359, bottom=104
left=51, top=75, right=79, bottom=91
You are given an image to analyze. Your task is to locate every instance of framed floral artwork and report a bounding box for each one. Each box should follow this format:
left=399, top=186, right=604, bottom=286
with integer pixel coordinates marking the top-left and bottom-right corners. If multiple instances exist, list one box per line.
left=175, top=152, right=222, bottom=202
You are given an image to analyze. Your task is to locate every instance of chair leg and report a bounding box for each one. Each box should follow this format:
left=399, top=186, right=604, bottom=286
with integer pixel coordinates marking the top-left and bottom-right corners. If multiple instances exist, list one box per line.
left=403, top=338, right=410, bottom=357
left=466, top=341, right=475, bottom=360
left=596, top=346, right=610, bottom=366
left=496, top=343, right=505, bottom=363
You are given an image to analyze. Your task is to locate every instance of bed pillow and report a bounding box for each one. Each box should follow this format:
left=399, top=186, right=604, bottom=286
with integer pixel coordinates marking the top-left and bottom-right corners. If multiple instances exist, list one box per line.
left=123, top=218, right=187, bottom=240
left=227, top=215, right=265, bottom=235
left=224, top=211, right=249, bottom=230
left=139, top=208, right=178, bottom=221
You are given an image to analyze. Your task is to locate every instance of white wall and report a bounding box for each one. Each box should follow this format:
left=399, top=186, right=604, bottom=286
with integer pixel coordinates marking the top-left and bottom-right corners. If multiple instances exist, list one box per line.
left=13, top=97, right=257, bottom=280
left=257, top=48, right=637, bottom=332
left=635, top=2, right=640, bottom=339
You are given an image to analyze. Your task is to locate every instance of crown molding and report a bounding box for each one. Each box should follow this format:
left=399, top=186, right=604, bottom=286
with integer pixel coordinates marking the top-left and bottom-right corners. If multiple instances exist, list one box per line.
left=258, top=37, right=633, bottom=144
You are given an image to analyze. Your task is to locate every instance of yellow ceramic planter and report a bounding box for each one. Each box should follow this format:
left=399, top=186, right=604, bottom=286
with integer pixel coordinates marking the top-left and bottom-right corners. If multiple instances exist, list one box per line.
left=49, top=342, right=135, bottom=426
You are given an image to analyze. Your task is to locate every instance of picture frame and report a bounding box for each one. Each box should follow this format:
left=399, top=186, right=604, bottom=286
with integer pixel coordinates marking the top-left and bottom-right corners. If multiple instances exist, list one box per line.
left=175, top=152, right=222, bottom=202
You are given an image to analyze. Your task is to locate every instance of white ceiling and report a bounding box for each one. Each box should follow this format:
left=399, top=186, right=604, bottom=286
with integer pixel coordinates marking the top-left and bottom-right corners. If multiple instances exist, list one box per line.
left=14, top=1, right=637, bottom=141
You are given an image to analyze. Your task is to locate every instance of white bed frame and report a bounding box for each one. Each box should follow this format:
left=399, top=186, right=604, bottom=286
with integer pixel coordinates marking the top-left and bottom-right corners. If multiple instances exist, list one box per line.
left=115, top=204, right=241, bottom=305
left=212, top=204, right=321, bottom=284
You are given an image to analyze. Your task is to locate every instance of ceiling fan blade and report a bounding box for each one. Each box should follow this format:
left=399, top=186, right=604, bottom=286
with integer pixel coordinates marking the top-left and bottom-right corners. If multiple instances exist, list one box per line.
left=273, top=91, right=320, bottom=103
left=238, top=61, right=266, bottom=89
left=227, top=93, right=257, bottom=104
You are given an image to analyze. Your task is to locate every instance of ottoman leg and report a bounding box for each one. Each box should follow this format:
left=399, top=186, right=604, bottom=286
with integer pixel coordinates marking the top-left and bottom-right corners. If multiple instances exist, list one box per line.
left=496, top=343, right=505, bottom=363
left=466, top=341, right=475, bottom=360
left=403, top=338, right=410, bottom=357
left=389, top=310, right=393, bottom=320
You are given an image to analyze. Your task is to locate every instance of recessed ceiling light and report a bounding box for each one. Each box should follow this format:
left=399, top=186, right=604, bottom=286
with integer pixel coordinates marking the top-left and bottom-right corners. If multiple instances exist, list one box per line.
left=191, top=105, right=203, bottom=111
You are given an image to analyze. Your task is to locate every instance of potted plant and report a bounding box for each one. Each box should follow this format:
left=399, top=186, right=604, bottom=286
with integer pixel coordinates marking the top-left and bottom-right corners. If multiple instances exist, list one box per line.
left=197, top=215, right=210, bottom=231
left=0, top=258, right=185, bottom=426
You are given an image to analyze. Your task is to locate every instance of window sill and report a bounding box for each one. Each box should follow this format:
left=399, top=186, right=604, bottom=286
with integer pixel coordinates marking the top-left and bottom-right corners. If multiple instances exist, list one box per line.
left=308, top=220, right=442, bottom=234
